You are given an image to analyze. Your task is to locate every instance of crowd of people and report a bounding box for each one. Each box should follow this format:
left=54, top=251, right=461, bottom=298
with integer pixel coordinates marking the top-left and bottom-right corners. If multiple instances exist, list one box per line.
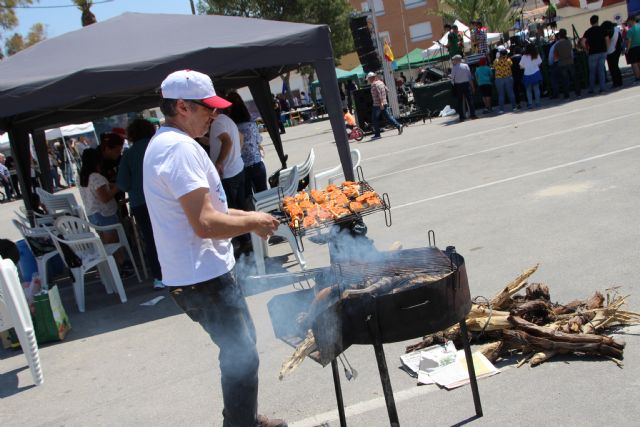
left=449, top=14, right=640, bottom=123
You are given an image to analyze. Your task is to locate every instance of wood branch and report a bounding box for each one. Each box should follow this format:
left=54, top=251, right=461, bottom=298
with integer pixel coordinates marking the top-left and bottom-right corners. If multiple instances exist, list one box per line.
left=479, top=341, right=505, bottom=363
left=490, top=264, right=539, bottom=310
left=586, top=291, right=605, bottom=309
left=510, top=299, right=555, bottom=325
left=501, top=329, right=624, bottom=360
left=530, top=350, right=557, bottom=366
left=507, top=316, right=625, bottom=350
left=525, top=283, right=550, bottom=301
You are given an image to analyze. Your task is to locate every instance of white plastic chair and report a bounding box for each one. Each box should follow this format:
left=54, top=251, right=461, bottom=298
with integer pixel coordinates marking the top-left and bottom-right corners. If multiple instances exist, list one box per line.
left=313, top=148, right=362, bottom=189
left=35, top=187, right=85, bottom=219
left=47, top=230, right=127, bottom=313
left=279, top=148, right=315, bottom=191
left=250, top=225, right=306, bottom=275
left=253, top=165, right=300, bottom=213
left=0, top=257, right=44, bottom=386
left=55, top=216, right=142, bottom=283
left=13, top=219, right=60, bottom=289
left=16, top=206, right=56, bottom=228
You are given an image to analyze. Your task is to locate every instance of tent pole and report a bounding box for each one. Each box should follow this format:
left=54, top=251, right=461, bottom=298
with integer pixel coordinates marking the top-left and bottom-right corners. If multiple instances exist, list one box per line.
left=249, top=79, right=288, bottom=169
left=315, top=58, right=354, bottom=182
left=33, top=129, right=53, bottom=194
left=8, top=127, right=35, bottom=211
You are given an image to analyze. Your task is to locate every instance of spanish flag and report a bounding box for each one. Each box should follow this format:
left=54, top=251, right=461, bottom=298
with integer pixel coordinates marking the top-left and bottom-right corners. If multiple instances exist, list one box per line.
left=383, top=40, right=394, bottom=62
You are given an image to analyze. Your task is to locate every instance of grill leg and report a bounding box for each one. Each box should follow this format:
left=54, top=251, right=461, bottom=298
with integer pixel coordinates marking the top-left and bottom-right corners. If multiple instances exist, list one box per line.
left=459, top=320, right=483, bottom=417
left=372, top=343, right=400, bottom=427
left=331, top=359, right=348, bottom=427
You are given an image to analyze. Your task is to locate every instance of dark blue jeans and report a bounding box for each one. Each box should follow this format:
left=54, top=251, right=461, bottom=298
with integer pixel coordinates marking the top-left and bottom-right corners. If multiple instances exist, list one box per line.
left=371, top=105, right=401, bottom=137
left=244, top=162, right=267, bottom=195
left=454, top=82, right=476, bottom=121
left=222, top=170, right=250, bottom=245
left=169, top=270, right=259, bottom=427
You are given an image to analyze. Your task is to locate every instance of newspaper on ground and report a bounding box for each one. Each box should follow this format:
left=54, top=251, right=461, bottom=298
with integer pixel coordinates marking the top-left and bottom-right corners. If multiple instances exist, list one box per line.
left=427, top=350, right=500, bottom=389
left=401, top=342, right=499, bottom=389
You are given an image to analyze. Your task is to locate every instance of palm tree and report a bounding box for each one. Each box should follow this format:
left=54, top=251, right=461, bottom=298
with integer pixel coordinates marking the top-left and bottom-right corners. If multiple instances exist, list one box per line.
left=73, top=0, right=97, bottom=27
left=433, top=0, right=516, bottom=32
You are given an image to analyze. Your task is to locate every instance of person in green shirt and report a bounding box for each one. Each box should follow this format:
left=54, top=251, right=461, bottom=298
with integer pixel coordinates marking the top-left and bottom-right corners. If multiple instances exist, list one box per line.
left=626, top=16, right=640, bottom=81
left=116, top=118, right=165, bottom=290
left=446, top=24, right=463, bottom=57
left=475, top=57, right=494, bottom=113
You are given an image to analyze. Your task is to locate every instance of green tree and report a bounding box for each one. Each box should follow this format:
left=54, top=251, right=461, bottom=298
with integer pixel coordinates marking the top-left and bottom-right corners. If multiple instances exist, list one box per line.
left=433, top=0, right=516, bottom=32
left=1, top=1, right=45, bottom=58
left=73, top=0, right=97, bottom=27
left=198, top=0, right=354, bottom=102
left=4, top=32, right=24, bottom=56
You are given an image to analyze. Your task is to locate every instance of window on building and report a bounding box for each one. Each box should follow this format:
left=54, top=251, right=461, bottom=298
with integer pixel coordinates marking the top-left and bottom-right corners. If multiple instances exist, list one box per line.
left=404, top=0, right=427, bottom=9
left=361, top=0, right=385, bottom=15
left=377, top=31, right=390, bottom=45
left=409, top=22, right=433, bottom=42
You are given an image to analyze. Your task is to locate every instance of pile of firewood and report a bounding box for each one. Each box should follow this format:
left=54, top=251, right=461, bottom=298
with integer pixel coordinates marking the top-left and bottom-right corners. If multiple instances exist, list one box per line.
left=406, top=265, right=640, bottom=367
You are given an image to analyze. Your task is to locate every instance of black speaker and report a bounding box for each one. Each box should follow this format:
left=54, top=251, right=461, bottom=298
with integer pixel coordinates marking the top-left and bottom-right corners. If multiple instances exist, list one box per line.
left=350, top=16, right=381, bottom=73
left=353, top=87, right=388, bottom=130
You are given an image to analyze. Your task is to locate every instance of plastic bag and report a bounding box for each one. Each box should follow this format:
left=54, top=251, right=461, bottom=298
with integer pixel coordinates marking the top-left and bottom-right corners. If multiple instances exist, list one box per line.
left=439, top=105, right=457, bottom=117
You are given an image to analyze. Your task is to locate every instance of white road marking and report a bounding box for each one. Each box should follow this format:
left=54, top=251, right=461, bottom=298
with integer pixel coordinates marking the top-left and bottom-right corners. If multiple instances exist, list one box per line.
left=391, top=144, right=640, bottom=210
left=363, top=93, right=640, bottom=162
left=289, top=383, right=441, bottom=427
left=368, top=111, right=640, bottom=181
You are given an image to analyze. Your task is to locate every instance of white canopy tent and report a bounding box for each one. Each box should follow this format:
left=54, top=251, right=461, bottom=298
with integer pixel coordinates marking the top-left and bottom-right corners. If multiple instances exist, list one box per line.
left=44, top=122, right=97, bottom=141
left=422, top=20, right=502, bottom=61
left=0, top=132, right=8, bottom=150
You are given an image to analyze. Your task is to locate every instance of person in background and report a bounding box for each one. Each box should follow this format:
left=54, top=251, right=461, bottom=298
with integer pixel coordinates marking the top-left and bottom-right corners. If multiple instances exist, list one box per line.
left=0, top=153, right=14, bottom=200
left=554, top=29, right=581, bottom=99
left=473, top=20, right=489, bottom=57
left=142, top=69, right=283, bottom=427
left=450, top=55, right=477, bottom=122
left=116, top=119, right=164, bottom=290
left=300, top=91, right=311, bottom=106
left=346, top=79, right=358, bottom=113
left=63, top=139, right=76, bottom=187
left=78, top=148, right=131, bottom=275
left=343, top=107, right=356, bottom=130
left=48, top=146, right=63, bottom=191
left=447, top=24, right=463, bottom=58
left=111, top=127, right=130, bottom=151
left=602, top=20, right=623, bottom=88
left=99, top=132, right=128, bottom=218
left=581, top=14, right=608, bottom=94
left=474, top=57, right=493, bottom=114
left=625, top=16, right=640, bottom=82
left=366, top=72, right=403, bottom=140
left=547, top=33, right=561, bottom=99
left=210, top=97, right=251, bottom=256
left=520, top=44, right=543, bottom=109
left=493, top=48, right=516, bottom=113
left=225, top=92, right=268, bottom=202
left=4, top=156, right=21, bottom=199
left=509, top=47, right=526, bottom=109
left=273, top=94, right=286, bottom=134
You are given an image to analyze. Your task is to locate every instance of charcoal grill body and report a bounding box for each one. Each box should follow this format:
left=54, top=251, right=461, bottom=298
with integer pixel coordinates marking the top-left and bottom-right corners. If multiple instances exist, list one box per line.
left=314, top=252, right=471, bottom=365
left=267, top=248, right=482, bottom=425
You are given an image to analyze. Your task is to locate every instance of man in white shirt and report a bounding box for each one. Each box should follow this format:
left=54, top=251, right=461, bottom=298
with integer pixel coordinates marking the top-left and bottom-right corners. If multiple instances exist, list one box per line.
left=143, top=69, right=285, bottom=427
left=209, top=109, right=251, bottom=254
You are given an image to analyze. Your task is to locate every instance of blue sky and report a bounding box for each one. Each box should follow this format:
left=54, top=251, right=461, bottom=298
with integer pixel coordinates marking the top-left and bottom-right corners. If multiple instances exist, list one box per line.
left=15, top=0, right=193, bottom=39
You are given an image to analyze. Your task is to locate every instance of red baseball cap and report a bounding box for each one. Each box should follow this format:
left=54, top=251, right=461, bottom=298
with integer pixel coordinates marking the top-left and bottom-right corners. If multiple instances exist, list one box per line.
left=161, top=69, right=231, bottom=109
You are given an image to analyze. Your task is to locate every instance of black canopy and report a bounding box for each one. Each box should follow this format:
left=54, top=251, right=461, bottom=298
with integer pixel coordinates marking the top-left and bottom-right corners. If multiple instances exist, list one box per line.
left=0, top=13, right=352, bottom=208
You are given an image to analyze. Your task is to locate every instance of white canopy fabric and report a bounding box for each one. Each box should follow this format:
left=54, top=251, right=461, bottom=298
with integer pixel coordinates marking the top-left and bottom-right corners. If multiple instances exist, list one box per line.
left=44, top=122, right=95, bottom=140
left=0, top=132, right=9, bottom=150
left=422, top=20, right=502, bottom=60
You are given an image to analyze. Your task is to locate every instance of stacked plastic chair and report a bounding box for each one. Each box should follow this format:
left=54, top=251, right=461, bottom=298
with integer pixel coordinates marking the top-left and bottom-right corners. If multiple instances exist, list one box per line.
left=0, top=257, right=44, bottom=386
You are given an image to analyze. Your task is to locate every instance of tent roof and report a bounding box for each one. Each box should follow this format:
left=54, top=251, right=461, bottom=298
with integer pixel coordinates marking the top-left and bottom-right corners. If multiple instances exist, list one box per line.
left=0, top=12, right=334, bottom=131
left=394, top=48, right=433, bottom=70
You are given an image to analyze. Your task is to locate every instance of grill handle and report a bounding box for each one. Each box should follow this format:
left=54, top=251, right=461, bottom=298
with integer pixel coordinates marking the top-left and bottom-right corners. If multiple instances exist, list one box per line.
left=400, top=299, right=430, bottom=310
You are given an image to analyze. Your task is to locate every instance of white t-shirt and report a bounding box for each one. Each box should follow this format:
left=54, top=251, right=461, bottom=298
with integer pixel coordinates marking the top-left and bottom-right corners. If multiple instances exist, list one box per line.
left=209, top=113, right=245, bottom=179
left=79, top=172, right=118, bottom=217
left=143, top=126, right=235, bottom=286
left=520, top=54, right=542, bottom=76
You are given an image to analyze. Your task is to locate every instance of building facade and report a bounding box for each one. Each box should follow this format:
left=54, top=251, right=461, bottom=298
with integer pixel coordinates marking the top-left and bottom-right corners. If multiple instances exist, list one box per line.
left=348, top=0, right=444, bottom=57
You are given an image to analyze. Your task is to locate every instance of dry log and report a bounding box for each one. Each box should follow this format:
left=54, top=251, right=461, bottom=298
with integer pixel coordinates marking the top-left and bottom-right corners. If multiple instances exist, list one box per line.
left=510, top=299, right=555, bottom=325
left=552, top=299, right=584, bottom=315
left=279, top=330, right=316, bottom=380
left=586, top=291, right=605, bottom=309
left=508, top=316, right=625, bottom=350
left=479, top=341, right=505, bottom=363
left=490, top=264, right=539, bottom=310
left=530, top=350, right=557, bottom=366
left=525, top=283, right=550, bottom=301
left=501, top=329, right=624, bottom=360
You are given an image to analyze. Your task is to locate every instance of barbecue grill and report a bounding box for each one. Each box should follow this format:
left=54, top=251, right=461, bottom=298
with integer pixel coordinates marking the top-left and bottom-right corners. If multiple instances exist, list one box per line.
left=278, top=166, right=392, bottom=251
left=263, top=232, right=483, bottom=426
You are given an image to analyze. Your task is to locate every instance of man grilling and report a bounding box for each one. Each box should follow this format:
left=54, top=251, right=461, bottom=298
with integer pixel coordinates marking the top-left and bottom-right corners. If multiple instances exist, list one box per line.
left=143, top=69, right=285, bottom=427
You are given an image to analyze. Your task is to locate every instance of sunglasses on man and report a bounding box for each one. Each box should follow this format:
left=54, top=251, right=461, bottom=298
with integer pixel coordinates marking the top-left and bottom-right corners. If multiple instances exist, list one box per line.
left=187, top=99, right=217, bottom=113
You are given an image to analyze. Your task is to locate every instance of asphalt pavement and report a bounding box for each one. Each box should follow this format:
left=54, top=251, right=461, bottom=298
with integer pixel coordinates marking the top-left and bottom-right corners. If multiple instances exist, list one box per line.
left=1, top=82, right=640, bottom=426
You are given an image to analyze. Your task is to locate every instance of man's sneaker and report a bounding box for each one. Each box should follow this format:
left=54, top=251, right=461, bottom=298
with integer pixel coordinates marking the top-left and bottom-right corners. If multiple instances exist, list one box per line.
left=153, top=279, right=166, bottom=290
left=398, top=125, right=404, bottom=135
left=369, top=135, right=381, bottom=141
left=257, top=414, right=288, bottom=427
